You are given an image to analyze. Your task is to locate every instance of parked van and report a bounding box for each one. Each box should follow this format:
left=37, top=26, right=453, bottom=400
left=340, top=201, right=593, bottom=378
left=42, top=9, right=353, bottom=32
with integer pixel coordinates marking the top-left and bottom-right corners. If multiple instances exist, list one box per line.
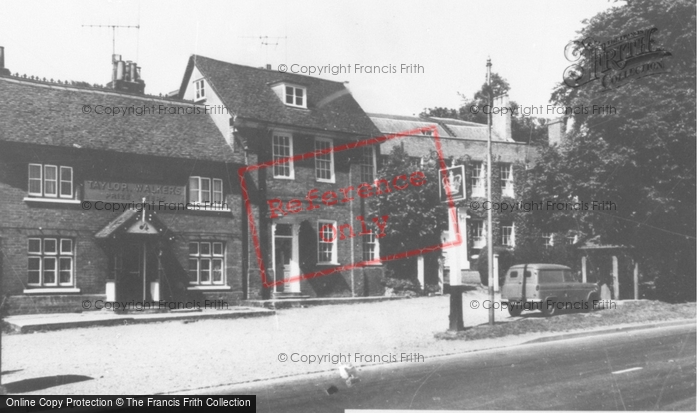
left=501, top=264, right=599, bottom=316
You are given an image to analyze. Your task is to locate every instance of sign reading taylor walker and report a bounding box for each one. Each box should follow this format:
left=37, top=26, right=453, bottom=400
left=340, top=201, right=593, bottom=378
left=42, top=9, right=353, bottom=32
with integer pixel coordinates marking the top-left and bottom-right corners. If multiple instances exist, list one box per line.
left=84, top=180, right=186, bottom=204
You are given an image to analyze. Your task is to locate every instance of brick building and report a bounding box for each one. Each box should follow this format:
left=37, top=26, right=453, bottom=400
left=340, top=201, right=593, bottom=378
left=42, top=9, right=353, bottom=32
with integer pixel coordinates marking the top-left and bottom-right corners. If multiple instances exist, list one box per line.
left=177, top=55, right=385, bottom=299
left=369, top=100, right=538, bottom=284
left=0, top=53, right=247, bottom=314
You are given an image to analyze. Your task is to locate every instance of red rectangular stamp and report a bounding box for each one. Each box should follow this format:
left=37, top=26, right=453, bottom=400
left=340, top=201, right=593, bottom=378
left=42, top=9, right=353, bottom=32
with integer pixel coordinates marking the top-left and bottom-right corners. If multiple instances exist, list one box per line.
left=238, top=126, right=462, bottom=288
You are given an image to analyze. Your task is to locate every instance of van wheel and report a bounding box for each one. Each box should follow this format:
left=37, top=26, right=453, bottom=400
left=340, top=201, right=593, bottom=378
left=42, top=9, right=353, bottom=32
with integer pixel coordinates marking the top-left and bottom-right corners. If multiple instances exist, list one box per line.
left=542, top=301, right=557, bottom=317
left=508, top=305, right=523, bottom=317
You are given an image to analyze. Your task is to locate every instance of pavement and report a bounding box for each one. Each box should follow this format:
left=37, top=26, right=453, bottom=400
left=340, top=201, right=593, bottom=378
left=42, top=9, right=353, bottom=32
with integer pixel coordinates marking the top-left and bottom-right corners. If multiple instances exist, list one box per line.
left=0, top=290, right=695, bottom=396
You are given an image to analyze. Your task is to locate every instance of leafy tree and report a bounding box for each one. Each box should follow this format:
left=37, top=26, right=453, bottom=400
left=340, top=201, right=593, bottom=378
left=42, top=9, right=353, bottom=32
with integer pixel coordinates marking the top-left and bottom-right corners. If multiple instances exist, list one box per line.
left=532, top=0, right=696, bottom=301
left=367, top=146, right=448, bottom=281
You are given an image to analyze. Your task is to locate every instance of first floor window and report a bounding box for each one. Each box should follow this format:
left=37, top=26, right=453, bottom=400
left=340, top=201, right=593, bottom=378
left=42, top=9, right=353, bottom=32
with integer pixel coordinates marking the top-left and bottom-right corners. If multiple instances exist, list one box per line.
left=28, top=164, right=74, bottom=198
left=273, top=134, right=294, bottom=178
left=188, top=241, right=225, bottom=285
left=27, top=237, right=73, bottom=286
left=361, top=145, right=376, bottom=183
left=500, top=164, right=514, bottom=197
left=363, top=232, right=379, bottom=261
left=315, top=138, right=335, bottom=182
left=471, top=162, right=485, bottom=196
left=318, top=221, right=338, bottom=264
left=501, top=224, right=515, bottom=247
left=189, top=176, right=223, bottom=205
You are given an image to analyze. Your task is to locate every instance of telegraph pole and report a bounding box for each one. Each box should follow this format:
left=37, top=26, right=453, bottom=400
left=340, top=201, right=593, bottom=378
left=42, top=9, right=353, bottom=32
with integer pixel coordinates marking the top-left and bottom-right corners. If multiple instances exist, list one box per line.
left=486, top=58, right=495, bottom=326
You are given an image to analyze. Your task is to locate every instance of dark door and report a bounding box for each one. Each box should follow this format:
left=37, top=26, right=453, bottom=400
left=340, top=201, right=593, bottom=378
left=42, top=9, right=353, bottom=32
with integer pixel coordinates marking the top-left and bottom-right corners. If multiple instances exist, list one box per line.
left=118, top=241, right=143, bottom=302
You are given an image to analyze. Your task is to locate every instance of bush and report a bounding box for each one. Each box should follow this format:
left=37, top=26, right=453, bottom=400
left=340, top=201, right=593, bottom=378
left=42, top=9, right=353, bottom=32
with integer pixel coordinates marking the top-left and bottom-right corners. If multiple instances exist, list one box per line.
left=477, top=246, right=515, bottom=287
left=382, top=277, right=422, bottom=296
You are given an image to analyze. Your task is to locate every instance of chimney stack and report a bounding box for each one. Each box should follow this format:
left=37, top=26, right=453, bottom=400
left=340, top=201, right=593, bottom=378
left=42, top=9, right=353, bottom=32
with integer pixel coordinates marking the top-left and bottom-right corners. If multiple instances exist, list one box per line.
left=492, top=94, right=512, bottom=141
left=547, top=118, right=566, bottom=146
left=0, top=46, right=10, bottom=76
left=108, top=55, right=145, bottom=94
left=266, top=64, right=271, bottom=70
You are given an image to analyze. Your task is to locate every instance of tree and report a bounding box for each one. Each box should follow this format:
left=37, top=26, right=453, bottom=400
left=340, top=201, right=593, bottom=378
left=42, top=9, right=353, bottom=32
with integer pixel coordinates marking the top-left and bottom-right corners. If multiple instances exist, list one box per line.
left=366, top=146, right=448, bottom=281
left=534, top=0, right=696, bottom=301
left=421, top=73, right=548, bottom=144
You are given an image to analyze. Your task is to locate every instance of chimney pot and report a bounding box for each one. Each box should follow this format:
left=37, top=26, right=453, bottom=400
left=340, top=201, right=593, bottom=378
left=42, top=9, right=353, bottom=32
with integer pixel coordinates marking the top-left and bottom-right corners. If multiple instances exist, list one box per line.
left=266, top=64, right=271, bottom=70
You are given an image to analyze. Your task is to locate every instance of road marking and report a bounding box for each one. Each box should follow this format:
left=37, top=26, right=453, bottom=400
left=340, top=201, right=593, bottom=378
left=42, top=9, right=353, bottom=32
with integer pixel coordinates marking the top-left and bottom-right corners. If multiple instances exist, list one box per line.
left=612, top=367, right=643, bottom=375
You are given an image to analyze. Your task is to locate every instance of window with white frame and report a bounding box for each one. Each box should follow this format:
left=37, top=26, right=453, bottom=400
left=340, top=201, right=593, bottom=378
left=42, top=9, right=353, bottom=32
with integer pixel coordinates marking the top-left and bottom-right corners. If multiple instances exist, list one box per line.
left=567, top=234, right=578, bottom=245
left=500, top=164, right=514, bottom=197
left=317, top=221, right=338, bottom=264
left=285, top=85, right=306, bottom=108
left=471, top=162, right=485, bottom=197
left=542, top=233, right=554, bottom=248
left=28, top=164, right=73, bottom=198
left=188, top=241, right=225, bottom=285
left=189, top=177, right=223, bottom=205
left=272, top=133, right=294, bottom=178
left=363, top=232, right=380, bottom=262
left=27, top=238, right=73, bottom=287
left=314, top=138, right=335, bottom=182
left=501, top=224, right=515, bottom=247
left=194, top=79, right=205, bottom=101
left=361, top=145, right=376, bottom=183
left=470, top=220, right=485, bottom=248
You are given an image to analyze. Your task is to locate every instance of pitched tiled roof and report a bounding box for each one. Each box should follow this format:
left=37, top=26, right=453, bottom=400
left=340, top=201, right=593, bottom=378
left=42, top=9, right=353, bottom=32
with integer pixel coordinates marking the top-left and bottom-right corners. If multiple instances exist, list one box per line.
left=180, top=55, right=380, bottom=137
left=0, top=76, right=236, bottom=162
left=368, top=112, right=514, bottom=142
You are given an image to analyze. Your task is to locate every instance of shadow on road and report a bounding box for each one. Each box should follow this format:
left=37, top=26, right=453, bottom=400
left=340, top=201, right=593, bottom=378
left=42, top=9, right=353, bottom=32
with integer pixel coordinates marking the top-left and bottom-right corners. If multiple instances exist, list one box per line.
left=4, top=374, right=93, bottom=393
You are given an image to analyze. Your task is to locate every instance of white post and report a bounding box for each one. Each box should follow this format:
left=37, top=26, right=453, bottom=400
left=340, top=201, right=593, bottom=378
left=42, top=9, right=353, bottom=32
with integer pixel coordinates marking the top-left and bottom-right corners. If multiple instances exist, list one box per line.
left=581, top=256, right=587, bottom=283
left=612, top=255, right=619, bottom=300
left=417, top=256, right=425, bottom=290
left=493, top=253, right=499, bottom=293
left=150, top=281, right=160, bottom=301
left=633, top=260, right=639, bottom=300
left=106, top=281, right=116, bottom=302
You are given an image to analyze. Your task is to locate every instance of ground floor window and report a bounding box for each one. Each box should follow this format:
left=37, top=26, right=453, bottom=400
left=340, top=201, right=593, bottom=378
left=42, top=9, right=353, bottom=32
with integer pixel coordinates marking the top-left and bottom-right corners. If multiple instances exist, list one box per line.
left=363, top=232, right=379, bottom=261
left=188, top=241, right=225, bottom=285
left=27, top=238, right=73, bottom=287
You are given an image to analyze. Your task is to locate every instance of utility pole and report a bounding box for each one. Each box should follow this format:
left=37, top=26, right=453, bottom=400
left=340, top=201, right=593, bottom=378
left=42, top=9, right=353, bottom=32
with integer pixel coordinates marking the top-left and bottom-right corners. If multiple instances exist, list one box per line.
left=486, top=58, right=495, bottom=326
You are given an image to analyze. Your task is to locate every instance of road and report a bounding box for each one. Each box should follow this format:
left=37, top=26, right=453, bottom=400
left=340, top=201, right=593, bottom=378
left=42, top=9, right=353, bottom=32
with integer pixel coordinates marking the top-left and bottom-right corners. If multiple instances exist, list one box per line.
left=218, top=323, right=696, bottom=411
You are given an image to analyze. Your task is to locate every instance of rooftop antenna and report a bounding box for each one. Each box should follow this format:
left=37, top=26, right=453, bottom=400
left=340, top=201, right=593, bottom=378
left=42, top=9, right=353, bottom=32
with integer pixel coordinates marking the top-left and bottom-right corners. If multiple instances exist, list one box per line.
left=82, top=24, right=141, bottom=60
left=239, top=35, right=288, bottom=66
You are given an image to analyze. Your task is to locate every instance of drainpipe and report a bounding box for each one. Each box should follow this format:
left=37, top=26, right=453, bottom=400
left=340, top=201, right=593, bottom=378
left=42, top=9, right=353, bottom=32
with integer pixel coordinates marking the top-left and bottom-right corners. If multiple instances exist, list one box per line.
left=350, top=160, right=355, bottom=297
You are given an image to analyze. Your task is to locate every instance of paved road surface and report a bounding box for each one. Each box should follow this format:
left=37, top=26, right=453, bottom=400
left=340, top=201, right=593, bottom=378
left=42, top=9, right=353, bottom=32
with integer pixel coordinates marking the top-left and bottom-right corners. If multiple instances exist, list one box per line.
left=220, top=324, right=696, bottom=411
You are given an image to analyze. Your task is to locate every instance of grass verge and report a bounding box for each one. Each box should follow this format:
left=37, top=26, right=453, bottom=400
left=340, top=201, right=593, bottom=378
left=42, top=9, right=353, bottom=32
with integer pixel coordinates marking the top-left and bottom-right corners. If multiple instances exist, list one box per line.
left=435, top=300, right=696, bottom=341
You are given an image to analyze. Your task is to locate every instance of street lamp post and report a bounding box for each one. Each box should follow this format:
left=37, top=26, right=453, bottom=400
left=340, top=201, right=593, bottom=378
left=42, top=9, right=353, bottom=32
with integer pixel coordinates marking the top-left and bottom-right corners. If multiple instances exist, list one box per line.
left=486, top=58, right=495, bottom=326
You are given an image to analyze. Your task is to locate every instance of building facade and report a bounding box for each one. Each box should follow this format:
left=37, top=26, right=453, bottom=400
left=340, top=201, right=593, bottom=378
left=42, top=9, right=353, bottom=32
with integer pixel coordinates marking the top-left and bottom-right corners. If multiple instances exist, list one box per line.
left=177, top=55, right=386, bottom=299
left=0, top=55, right=247, bottom=314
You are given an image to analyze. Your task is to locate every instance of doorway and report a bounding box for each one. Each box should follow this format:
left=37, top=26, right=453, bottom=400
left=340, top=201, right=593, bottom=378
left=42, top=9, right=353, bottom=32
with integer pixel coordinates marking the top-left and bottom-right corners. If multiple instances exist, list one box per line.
left=273, top=223, right=300, bottom=293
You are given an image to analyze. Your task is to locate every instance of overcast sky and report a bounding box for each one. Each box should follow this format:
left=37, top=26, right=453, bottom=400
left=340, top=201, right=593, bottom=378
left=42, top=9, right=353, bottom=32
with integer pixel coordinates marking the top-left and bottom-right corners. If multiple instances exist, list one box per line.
left=0, top=0, right=616, bottom=117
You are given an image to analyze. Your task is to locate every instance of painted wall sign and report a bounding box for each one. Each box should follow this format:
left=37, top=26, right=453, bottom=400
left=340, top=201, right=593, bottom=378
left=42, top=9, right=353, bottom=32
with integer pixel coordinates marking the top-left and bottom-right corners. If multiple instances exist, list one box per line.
left=84, top=180, right=186, bottom=204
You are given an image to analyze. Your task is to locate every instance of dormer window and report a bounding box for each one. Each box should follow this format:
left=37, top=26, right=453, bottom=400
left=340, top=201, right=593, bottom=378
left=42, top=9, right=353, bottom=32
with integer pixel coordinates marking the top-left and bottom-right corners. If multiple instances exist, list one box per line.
left=285, top=86, right=305, bottom=107
left=194, top=79, right=206, bottom=101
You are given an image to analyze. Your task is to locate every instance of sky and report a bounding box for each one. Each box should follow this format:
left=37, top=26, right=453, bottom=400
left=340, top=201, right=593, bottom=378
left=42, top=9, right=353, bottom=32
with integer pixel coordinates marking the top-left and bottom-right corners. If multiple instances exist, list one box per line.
left=0, top=0, right=617, bottom=118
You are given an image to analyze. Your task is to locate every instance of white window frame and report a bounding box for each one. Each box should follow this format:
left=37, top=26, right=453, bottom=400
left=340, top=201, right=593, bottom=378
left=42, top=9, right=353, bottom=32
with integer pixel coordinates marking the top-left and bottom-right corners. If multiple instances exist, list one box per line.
left=314, top=138, right=335, bottom=183
left=360, top=145, right=377, bottom=183
left=471, top=220, right=485, bottom=248
left=27, top=237, right=73, bottom=287
left=317, top=220, right=338, bottom=264
left=362, top=232, right=380, bottom=263
left=188, top=241, right=225, bottom=285
left=501, top=224, right=515, bottom=247
left=543, top=233, right=554, bottom=248
left=567, top=234, right=578, bottom=245
left=272, top=133, right=295, bottom=179
left=500, top=164, right=514, bottom=197
left=194, top=79, right=206, bottom=102
left=28, top=164, right=74, bottom=199
left=471, top=162, right=485, bottom=197
left=284, top=85, right=306, bottom=108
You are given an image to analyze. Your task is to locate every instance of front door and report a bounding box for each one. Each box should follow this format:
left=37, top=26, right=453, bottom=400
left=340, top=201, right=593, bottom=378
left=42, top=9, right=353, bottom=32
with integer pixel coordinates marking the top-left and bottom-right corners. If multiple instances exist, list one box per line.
left=116, top=240, right=156, bottom=303
left=273, top=223, right=300, bottom=293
